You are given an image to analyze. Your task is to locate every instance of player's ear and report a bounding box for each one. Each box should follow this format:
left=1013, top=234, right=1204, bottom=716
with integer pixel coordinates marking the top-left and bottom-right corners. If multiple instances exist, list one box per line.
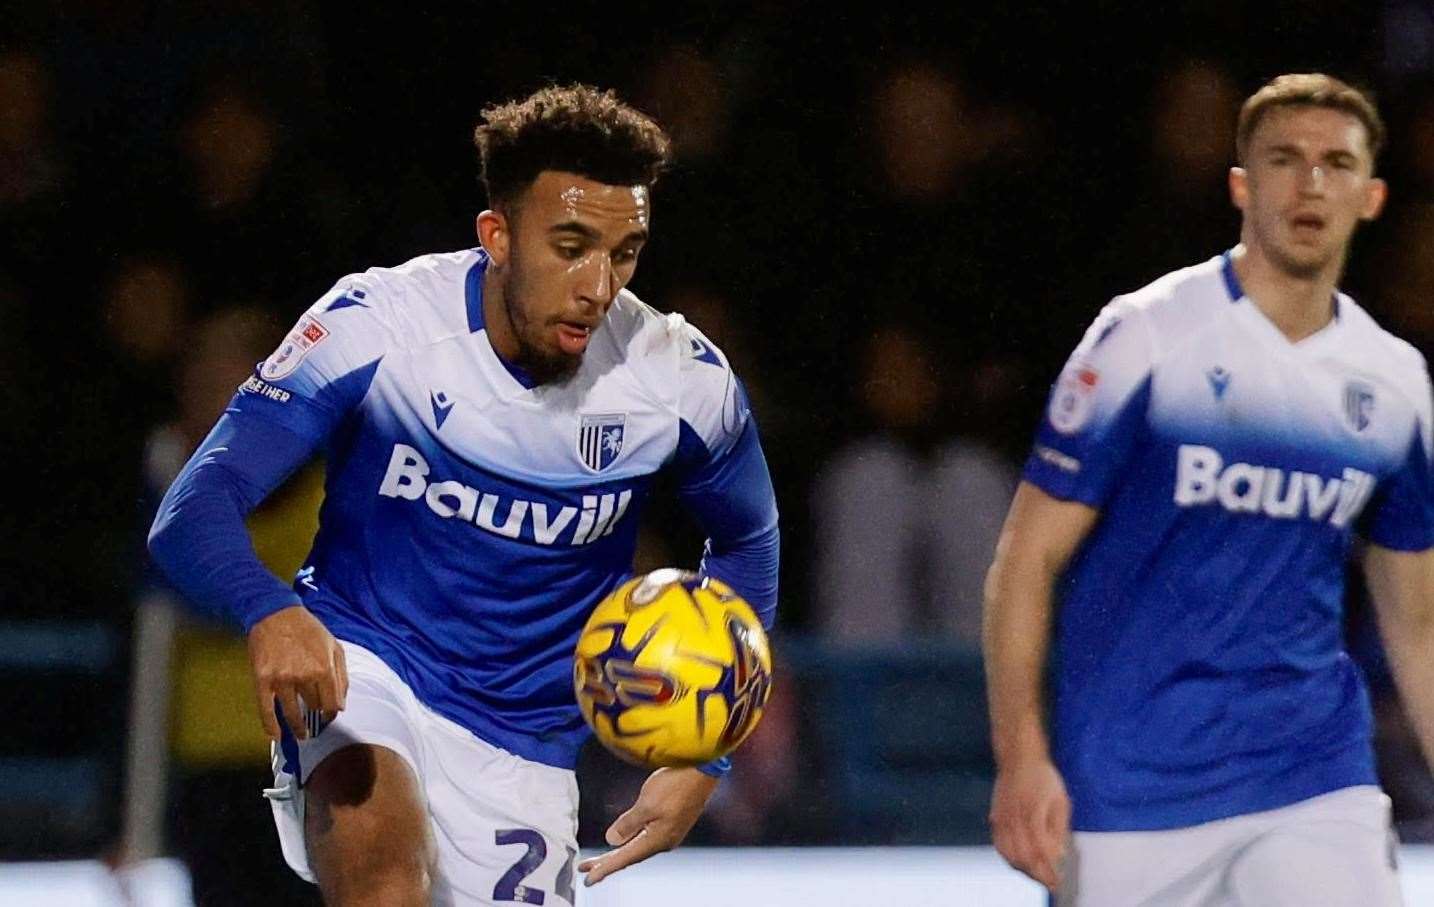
left=1360, top=176, right=1387, bottom=222
left=477, top=209, right=510, bottom=266
left=1228, top=166, right=1249, bottom=212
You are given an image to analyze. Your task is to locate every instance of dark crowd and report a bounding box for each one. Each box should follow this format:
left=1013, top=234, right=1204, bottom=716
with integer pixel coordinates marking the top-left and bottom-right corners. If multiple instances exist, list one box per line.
left=5, top=1, right=1434, bottom=903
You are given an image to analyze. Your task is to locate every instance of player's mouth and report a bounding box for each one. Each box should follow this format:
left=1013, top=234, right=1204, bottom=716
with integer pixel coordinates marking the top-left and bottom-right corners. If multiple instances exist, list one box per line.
left=1288, top=213, right=1327, bottom=240
left=555, top=321, right=594, bottom=356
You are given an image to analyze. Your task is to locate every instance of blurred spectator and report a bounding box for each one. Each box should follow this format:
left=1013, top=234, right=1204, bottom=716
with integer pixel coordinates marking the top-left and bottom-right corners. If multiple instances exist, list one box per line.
left=1371, top=202, right=1434, bottom=352
left=630, top=45, right=745, bottom=296
left=843, top=58, right=1066, bottom=373
left=104, top=257, right=190, bottom=369
left=1399, top=88, right=1434, bottom=198
left=0, top=47, right=87, bottom=308
left=150, top=76, right=356, bottom=316
left=639, top=45, right=734, bottom=164
left=0, top=49, right=67, bottom=210
left=871, top=61, right=991, bottom=203
left=1101, top=59, right=1242, bottom=289
left=810, top=325, right=1014, bottom=648
left=1381, top=0, right=1434, bottom=84
left=99, top=255, right=192, bottom=439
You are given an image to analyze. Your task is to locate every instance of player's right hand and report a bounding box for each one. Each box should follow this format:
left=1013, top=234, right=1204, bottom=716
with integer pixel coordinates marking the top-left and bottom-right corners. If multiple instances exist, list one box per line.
left=246, top=605, right=349, bottom=742
left=989, top=756, right=1071, bottom=892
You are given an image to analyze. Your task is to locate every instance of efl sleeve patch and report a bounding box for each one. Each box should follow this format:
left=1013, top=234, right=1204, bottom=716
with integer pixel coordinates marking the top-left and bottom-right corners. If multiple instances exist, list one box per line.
left=260, top=314, right=329, bottom=381
left=1048, top=365, right=1101, bottom=435
left=1023, top=299, right=1156, bottom=507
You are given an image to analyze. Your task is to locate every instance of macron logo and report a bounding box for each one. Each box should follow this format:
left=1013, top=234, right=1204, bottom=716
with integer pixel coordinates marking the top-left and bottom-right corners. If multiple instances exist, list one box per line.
left=1173, top=444, right=1375, bottom=528
left=377, top=443, right=632, bottom=546
left=430, top=391, right=454, bottom=430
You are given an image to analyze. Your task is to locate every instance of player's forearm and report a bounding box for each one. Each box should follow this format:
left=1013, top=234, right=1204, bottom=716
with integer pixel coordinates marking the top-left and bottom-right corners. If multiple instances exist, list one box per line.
left=699, top=524, right=779, bottom=628
left=982, top=483, right=1098, bottom=767
left=148, top=456, right=300, bottom=631
left=1367, top=547, right=1434, bottom=768
left=148, top=413, right=317, bottom=631
left=983, top=553, right=1058, bottom=766
left=1384, top=627, right=1434, bottom=770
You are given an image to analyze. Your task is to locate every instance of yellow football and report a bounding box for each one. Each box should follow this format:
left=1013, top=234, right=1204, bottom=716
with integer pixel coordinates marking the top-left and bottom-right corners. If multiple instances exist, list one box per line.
left=573, top=568, right=773, bottom=768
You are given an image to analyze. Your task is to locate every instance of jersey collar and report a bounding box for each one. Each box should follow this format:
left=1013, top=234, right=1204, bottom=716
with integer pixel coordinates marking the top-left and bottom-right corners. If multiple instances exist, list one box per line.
left=1220, top=247, right=1341, bottom=323
left=465, top=249, right=540, bottom=390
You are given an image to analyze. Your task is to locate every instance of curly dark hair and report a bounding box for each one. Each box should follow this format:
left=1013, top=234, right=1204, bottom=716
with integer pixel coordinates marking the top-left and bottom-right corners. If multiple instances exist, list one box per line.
left=474, top=84, right=672, bottom=210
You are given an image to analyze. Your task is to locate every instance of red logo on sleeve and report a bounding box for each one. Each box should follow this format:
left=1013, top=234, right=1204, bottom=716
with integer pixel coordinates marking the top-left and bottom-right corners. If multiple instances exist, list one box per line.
left=301, top=320, right=329, bottom=344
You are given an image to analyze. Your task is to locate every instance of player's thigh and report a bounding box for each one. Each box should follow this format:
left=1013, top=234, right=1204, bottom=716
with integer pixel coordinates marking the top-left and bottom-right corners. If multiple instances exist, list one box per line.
left=304, top=743, right=436, bottom=890
left=270, top=640, right=430, bottom=884
left=1226, top=788, right=1402, bottom=907
left=420, top=719, right=580, bottom=907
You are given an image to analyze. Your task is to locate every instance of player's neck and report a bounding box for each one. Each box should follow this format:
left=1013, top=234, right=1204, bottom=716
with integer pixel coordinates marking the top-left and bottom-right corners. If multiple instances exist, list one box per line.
left=482, top=270, right=521, bottom=363
left=1229, top=241, right=1342, bottom=343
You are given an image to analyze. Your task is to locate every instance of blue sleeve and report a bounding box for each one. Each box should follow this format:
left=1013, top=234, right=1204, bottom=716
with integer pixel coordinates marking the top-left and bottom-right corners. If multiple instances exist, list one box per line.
left=1364, top=424, right=1434, bottom=552
left=675, top=414, right=781, bottom=630
left=674, top=405, right=780, bottom=783
left=696, top=754, right=732, bottom=778
left=148, top=285, right=386, bottom=631
left=147, top=408, right=324, bottom=632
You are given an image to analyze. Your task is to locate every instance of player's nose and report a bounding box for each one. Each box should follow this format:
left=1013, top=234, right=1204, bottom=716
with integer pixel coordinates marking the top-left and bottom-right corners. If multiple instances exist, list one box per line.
left=576, top=253, right=618, bottom=308
left=1297, top=164, right=1327, bottom=195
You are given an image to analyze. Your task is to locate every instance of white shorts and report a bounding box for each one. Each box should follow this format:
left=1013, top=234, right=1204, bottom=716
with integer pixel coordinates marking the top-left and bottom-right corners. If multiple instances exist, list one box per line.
left=1058, top=785, right=1403, bottom=907
left=265, top=641, right=580, bottom=906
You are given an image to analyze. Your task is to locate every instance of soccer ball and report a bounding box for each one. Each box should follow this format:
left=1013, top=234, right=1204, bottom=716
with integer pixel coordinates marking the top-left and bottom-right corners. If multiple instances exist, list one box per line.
left=574, top=568, right=773, bottom=768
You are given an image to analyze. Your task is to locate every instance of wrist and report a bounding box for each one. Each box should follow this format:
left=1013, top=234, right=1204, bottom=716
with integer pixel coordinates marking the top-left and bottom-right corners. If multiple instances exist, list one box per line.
left=695, top=755, right=731, bottom=778
left=992, top=719, right=1052, bottom=768
left=242, top=598, right=305, bottom=635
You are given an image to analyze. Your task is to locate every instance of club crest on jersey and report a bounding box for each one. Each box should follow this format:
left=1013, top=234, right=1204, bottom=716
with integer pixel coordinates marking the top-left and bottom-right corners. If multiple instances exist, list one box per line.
left=578, top=413, right=626, bottom=472
left=1343, top=381, right=1375, bottom=433
left=260, top=314, right=328, bottom=381
left=1049, top=364, right=1099, bottom=434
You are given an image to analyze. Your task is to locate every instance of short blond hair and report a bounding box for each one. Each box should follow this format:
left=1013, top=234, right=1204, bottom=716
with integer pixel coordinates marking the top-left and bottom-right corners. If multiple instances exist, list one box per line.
left=1236, top=73, right=1385, bottom=164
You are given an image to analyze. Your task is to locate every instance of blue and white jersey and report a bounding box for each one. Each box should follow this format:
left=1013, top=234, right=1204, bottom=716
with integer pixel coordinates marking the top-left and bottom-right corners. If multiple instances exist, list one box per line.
left=1024, top=251, right=1434, bottom=832
left=150, top=248, right=779, bottom=770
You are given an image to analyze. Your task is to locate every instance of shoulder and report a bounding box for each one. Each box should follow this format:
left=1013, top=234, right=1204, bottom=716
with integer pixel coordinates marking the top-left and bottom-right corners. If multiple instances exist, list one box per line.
left=258, top=249, right=479, bottom=385
left=604, top=288, right=747, bottom=454
left=325, top=248, right=482, bottom=345
left=1339, top=297, right=1429, bottom=380
left=1108, top=255, right=1231, bottom=350
left=1338, top=297, right=1431, bottom=423
left=601, top=289, right=727, bottom=364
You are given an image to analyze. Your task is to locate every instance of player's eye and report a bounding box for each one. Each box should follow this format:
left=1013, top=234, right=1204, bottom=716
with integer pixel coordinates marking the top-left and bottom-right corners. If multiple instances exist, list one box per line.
left=613, top=247, right=639, bottom=265
left=555, top=244, right=585, bottom=260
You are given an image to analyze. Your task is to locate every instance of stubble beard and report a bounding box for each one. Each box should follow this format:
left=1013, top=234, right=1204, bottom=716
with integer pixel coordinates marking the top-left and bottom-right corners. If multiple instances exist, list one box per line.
left=1258, top=216, right=1339, bottom=282
left=503, top=268, right=582, bottom=385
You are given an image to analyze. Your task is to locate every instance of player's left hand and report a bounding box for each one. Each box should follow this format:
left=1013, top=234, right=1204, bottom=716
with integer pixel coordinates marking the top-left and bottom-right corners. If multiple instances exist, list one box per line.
left=578, top=766, right=719, bottom=886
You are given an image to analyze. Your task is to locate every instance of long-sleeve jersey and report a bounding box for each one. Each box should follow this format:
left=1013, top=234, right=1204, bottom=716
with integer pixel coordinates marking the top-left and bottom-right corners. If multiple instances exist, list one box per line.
left=149, top=248, right=780, bottom=770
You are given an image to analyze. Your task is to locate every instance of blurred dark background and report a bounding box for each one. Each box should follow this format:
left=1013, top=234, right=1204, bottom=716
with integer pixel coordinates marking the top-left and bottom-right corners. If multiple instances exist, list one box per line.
left=5, top=1, right=1434, bottom=903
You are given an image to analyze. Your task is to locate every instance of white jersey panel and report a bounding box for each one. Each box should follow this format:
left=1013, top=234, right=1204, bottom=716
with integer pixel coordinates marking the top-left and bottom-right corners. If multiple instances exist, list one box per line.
left=673, top=315, right=750, bottom=457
